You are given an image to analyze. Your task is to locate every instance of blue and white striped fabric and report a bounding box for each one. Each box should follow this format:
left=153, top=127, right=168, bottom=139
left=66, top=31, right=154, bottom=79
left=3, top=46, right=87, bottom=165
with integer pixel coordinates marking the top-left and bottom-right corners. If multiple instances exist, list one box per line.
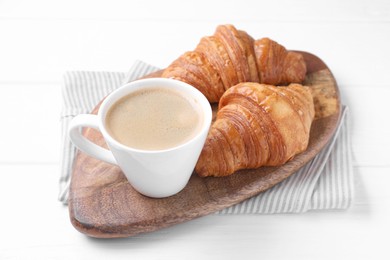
left=59, top=60, right=354, bottom=213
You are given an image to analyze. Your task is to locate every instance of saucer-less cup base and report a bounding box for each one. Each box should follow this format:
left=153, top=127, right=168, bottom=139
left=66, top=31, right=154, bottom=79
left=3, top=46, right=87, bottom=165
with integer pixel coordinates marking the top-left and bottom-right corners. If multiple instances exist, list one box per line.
left=68, top=78, right=212, bottom=198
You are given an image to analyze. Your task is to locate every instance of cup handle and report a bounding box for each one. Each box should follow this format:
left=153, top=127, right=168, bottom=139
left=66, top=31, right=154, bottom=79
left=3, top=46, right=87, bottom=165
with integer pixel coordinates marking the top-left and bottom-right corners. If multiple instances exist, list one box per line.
left=68, top=114, right=117, bottom=165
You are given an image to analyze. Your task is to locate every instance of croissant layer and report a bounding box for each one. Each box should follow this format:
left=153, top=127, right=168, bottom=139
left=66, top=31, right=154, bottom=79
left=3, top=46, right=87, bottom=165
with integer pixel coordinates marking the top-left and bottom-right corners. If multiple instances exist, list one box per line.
left=162, top=25, right=307, bottom=102
left=195, top=83, right=315, bottom=177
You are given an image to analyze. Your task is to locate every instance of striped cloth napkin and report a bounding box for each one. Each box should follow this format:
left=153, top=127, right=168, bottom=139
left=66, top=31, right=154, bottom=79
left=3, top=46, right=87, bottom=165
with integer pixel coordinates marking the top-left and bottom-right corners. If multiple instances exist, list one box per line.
left=59, top=60, right=354, bottom=213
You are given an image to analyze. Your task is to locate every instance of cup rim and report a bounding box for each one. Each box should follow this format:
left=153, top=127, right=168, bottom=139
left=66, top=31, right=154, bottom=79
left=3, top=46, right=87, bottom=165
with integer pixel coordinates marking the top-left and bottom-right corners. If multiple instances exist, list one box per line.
left=97, top=78, right=212, bottom=154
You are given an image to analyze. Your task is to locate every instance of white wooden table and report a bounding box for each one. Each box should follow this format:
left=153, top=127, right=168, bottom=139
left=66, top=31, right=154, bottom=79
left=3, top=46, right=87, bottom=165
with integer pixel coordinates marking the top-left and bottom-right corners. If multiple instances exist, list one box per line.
left=1, top=0, right=389, bottom=259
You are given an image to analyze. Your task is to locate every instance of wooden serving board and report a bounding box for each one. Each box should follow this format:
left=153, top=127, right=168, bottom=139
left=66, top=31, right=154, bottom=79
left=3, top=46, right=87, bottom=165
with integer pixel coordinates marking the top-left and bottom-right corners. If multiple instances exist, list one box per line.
left=69, top=52, right=340, bottom=238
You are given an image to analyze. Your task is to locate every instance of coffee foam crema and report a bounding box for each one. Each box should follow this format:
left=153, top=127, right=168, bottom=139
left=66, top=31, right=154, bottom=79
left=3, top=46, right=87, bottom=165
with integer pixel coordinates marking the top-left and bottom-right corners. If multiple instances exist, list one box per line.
left=105, top=87, right=203, bottom=150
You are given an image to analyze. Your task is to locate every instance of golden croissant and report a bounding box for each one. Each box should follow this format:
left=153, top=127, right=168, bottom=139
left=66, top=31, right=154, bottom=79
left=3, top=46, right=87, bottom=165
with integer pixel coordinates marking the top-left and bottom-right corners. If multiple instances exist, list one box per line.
left=162, top=24, right=306, bottom=102
left=195, top=82, right=315, bottom=177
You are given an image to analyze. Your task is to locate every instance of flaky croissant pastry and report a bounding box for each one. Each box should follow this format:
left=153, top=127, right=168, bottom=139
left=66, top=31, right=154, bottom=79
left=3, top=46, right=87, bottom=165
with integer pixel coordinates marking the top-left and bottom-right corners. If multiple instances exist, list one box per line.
left=195, top=82, right=315, bottom=177
left=162, top=24, right=306, bottom=102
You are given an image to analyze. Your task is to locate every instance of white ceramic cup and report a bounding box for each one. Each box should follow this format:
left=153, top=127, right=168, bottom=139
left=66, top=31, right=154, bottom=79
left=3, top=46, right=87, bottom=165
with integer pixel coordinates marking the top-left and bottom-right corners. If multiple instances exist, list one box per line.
left=68, top=78, right=212, bottom=198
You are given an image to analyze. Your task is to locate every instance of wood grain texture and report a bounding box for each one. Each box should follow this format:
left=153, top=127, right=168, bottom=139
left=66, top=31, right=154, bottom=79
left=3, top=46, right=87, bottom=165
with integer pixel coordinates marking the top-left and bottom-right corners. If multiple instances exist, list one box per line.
left=68, top=51, right=340, bottom=238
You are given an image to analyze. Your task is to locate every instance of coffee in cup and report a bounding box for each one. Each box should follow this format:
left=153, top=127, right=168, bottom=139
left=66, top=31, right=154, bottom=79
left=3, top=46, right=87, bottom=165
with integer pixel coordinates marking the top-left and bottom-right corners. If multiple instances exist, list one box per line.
left=68, top=78, right=212, bottom=198
left=105, top=87, right=203, bottom=151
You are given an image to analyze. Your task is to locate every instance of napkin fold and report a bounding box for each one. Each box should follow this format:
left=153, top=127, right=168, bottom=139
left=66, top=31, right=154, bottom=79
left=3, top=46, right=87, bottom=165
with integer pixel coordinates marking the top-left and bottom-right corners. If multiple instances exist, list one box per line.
left=59, top=60, right=354, bottom=213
